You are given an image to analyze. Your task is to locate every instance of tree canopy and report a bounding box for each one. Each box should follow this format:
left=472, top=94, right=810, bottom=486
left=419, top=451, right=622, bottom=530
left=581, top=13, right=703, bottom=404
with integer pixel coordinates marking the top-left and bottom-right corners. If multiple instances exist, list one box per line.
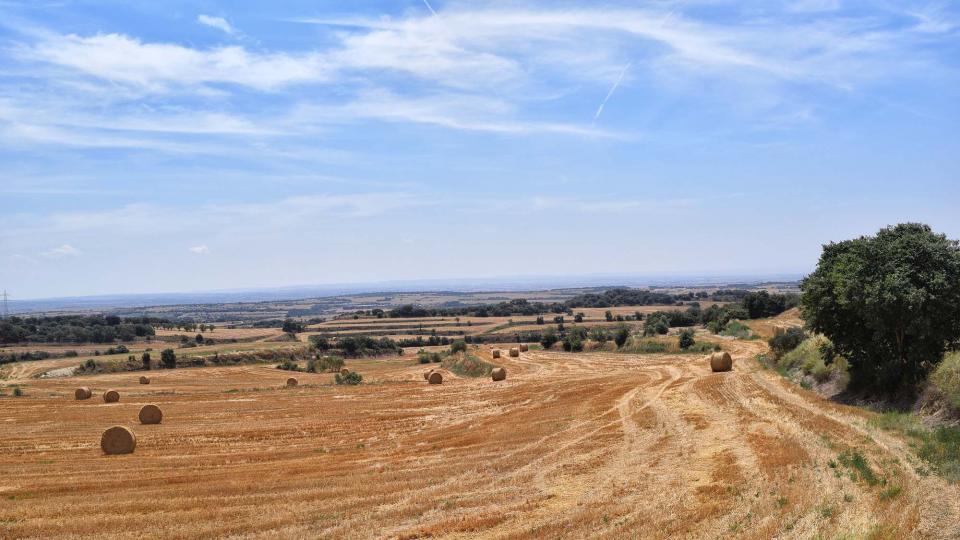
left=800, top=223, right=960, bottom=395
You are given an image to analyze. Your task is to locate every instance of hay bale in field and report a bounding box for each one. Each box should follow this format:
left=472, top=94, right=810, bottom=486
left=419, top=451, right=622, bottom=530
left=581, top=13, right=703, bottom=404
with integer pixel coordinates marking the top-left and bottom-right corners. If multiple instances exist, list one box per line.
left=519, top=344, right=529, bottom=352
left=509, top=348, right=520, bottom=357
left=773, top=325, right=786, bottom=336
left=138, top=404, right=163, bottom=425
left=423, top=369, right=433, bottom=380
left=492, top=349, right=501, bottom=359
left=491, top=367, right=507, bottom=381
left=286, top=377, right=298, bottom=387
left=75, top=387, right=92, bottom=400
left=428, top=371, right=443, bottom=385
left=100, top=426, right=136, bottom=455
left=139, top=376, right=150, bottom=385
left=340, top=367, right=350, bottom=376
left=710, top=352, right=733, bottom=372
left=103, top=390, right=120, bottom=403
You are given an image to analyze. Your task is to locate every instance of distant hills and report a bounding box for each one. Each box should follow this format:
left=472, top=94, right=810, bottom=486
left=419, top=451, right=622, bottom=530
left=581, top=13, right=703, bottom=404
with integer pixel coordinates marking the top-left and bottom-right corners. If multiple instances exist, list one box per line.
left=5, top=273, right=804, bottom=314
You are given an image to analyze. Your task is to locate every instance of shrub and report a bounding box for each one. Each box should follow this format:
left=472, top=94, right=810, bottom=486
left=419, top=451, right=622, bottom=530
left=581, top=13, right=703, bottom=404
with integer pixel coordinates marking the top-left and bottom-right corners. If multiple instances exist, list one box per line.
left=160, top=348, right=177, bottom=369
left=450, top=339, right=467, bottom=353
left=779, top=336, right=847, bottom=384
left=308, top=335, right=331, bottom=351
left=540, top=327, right=559, bottom=349
left=442, top=353, right=494, bottom=377
left=64, top=350, right=78, bottom=357
left=589, top=326, right=609, bottom=344
left=678, top=329, right=695, bottom=350
left=335, top=371, right=363, bottom=385
left=769, top=327, right=806, bottom=358
left=105, top=344, right=129, bottom=355
left=643, top=313, right=670, bottom=336
left=13, top=386, right=23, bottom=397
left=720, top=321, right=752, bottom=339
left=276, top=359, right=301, bottom=371
left=614, top=325, right=630, bottom=348
left=310, top=355, right=345, bottom=373
left=931, top=352, right=960, bottom=410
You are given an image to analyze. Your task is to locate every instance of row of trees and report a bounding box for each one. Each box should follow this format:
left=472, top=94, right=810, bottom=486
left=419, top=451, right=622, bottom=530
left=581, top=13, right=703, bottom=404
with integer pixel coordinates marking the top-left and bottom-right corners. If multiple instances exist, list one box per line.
left=308, top=335, right=402, bottom=357
left=0, top=315, right=161, bottom=344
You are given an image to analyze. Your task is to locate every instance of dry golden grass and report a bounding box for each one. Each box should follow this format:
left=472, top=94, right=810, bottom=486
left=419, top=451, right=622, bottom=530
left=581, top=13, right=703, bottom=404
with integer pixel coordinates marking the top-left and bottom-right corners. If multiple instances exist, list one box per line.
left=1, top=340, right=957, bottom=538
left=154, top=328, right=282, bottom=341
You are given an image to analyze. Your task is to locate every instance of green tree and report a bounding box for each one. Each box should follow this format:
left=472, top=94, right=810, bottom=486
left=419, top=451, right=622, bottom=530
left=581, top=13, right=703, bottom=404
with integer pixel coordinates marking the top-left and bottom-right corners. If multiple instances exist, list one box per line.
left=643, top=313, right=669, bottom=336
left=282, top=319, right=304, bottom=334
left=160, top=348, right=177, bottom=369
left=141, top=352, right=151, bottom=371
left=540, top=327, right=559, bottom=349
left=614, top=324, right=630, bottom=348
left=678, top=329, right=695, bottom=350
left=801, top=223, right=960, bottom=395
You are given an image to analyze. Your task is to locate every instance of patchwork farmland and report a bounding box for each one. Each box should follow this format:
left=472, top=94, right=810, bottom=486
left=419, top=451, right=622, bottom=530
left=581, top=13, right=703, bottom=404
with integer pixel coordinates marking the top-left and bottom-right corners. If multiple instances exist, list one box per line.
left=1, top=308, right=958, bottom=539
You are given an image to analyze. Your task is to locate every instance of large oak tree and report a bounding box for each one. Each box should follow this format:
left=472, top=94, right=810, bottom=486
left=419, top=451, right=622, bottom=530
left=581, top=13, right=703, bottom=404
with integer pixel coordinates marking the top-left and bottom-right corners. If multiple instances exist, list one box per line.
left=801, top=223, right=960, bottom=395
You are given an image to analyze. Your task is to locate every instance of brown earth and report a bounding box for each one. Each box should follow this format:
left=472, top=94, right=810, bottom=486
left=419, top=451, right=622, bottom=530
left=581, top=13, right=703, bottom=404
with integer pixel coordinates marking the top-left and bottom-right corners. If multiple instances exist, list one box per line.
left=1, top=340, right=957, bottom=539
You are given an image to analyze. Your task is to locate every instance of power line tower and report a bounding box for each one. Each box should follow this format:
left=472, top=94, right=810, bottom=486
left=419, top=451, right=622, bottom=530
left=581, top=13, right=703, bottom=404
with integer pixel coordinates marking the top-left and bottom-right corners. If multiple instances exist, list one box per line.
left=1, top=290, right=8, bottom=319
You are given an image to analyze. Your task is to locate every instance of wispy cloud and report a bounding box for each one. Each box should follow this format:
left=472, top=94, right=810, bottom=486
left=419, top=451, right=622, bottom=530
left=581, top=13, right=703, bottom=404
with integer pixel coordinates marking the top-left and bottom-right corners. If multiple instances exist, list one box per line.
left=17, top=33, right=329, bottom=91
left=188, top=244, right=210, bottom=254
left=197, top=14, right=234, bottom=34
left=40, top=244, right=81, bottom=259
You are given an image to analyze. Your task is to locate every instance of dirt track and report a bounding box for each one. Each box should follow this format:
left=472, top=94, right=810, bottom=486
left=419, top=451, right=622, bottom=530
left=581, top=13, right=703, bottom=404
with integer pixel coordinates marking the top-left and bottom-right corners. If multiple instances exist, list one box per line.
left=1, top=345, right=958, bottom=539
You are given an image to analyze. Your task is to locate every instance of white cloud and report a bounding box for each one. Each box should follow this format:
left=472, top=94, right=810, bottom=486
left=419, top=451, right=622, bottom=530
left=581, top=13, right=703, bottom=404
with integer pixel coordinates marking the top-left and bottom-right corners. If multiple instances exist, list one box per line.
left=189, top=245, right=210, bottom=254
left=293, top=90, right=623, bottom=138
left=197, top=15, right=234, bottom=34
left=40, top=244, right=81, bottom=258
left=19, top=33, right=329, bottom=91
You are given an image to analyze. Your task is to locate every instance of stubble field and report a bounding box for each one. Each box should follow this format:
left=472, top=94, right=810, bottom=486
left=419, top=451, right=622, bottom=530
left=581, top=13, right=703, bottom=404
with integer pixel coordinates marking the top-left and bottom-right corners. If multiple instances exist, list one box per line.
left=1, top=336, right=958, bottom=539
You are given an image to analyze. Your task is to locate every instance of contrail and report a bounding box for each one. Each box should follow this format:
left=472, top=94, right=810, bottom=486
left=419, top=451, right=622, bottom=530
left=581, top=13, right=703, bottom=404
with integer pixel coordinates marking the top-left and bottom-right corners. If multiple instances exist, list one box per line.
left=593, top=62, right=631, bottom=121
left=422, top=0, right=438, bottom=17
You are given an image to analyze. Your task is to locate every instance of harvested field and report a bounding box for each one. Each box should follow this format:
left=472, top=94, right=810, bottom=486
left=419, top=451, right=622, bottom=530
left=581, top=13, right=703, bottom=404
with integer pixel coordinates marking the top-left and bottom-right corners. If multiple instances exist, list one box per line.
left=1, top=343, right=957, bottom=538
left=153, top=328, right=283, bottom=341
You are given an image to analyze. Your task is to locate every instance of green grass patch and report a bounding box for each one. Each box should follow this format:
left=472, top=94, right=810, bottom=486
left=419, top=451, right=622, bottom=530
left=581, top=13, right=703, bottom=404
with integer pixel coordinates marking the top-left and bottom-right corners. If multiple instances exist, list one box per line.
left=836, top=449, right=880, bottom=486
left=868, top=411, right=960, bottom=483
left=720, top=321, right=753, bottom=339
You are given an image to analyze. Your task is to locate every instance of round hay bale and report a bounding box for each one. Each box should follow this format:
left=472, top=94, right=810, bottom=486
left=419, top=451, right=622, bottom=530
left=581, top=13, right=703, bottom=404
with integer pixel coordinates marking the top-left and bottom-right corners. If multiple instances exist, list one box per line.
left=139, top=376, right=150, bottom=385
left=492, top=349, right=501, bottom=359
left=509, top=347, right=520, bottom=357
left=103, top=390, right=120, bottom=403
left=100, top=426, right=136, bottom=455
left=519, top=344, right=529, bottom=352
left=286, top=377, right=298, bottom=387
left=773, top=325, right=786, bottom=336
left=491, top=367, right=507, bottom=381
left=423, top=369, right=433, bottom=380
left=75, top=387, right=92, bottom=400
left=138, top=404, right=163, bottom=425
left=710, top=352, right=733, bottom=372
left=428, top=371, right=443, bottom=385
left=340, top=367, right=350, bottom=376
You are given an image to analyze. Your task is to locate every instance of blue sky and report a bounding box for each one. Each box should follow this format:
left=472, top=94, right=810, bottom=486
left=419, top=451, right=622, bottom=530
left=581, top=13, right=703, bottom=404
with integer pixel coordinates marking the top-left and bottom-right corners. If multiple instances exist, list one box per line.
left=1, top=0, right=958, bottom=299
